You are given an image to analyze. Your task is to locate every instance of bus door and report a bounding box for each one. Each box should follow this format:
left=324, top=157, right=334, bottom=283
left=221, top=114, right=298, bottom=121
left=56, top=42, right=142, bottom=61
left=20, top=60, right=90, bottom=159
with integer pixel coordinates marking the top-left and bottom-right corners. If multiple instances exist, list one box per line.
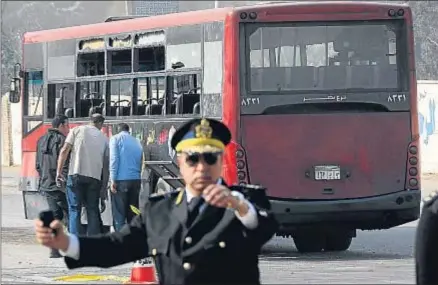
left=239, top=21, right=414, bottom=200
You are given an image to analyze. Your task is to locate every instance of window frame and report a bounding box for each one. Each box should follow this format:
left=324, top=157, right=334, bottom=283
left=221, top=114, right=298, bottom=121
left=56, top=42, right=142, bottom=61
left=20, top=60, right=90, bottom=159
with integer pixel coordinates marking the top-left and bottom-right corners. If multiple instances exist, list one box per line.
left=241, top=19, right=409, bottom=96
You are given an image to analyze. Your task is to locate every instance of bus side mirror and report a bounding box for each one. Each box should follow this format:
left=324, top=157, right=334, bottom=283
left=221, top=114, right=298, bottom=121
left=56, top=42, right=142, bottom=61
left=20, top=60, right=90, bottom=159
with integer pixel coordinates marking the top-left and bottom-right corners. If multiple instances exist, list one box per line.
left=9, top=78, right=21, bottom=103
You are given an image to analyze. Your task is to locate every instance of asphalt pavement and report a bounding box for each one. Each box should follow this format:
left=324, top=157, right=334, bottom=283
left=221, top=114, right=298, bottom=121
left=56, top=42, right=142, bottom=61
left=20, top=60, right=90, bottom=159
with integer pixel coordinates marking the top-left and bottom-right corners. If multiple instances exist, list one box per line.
left=2, top=166, right=438, bottom=284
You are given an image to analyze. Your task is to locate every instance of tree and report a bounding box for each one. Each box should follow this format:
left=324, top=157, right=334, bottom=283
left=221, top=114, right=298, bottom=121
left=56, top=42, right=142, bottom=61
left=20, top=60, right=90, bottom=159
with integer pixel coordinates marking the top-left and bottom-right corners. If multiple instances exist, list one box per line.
left=409, top=1, right=438, bottom=80
left=1, top=1, right=126, bottom=94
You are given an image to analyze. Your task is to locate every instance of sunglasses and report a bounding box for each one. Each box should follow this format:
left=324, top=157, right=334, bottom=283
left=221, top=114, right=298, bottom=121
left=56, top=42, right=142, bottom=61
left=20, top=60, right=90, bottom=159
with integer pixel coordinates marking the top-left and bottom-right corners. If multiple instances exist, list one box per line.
left=183, top=152, right=222, bottom=166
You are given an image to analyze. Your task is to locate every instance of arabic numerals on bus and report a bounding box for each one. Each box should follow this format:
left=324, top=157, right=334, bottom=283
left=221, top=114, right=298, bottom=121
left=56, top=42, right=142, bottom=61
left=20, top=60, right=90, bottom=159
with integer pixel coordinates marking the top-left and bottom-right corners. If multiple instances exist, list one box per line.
left=387, top=94, right=407, bottom=103
left=241, top=97, right=260, bottom=106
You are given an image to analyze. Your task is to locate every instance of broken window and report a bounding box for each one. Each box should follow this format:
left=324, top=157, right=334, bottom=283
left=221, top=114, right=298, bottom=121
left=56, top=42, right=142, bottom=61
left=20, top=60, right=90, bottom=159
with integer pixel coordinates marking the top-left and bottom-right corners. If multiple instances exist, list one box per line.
left=133, top=31, right=165, bottom=72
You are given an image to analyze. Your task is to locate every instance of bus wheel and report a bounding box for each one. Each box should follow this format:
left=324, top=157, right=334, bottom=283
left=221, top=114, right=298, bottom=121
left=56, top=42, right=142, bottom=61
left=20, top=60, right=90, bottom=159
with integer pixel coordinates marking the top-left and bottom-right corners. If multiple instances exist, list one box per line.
left=293, top=235, right=324, bottom=253
left=324, top=233, right=353, bottom=252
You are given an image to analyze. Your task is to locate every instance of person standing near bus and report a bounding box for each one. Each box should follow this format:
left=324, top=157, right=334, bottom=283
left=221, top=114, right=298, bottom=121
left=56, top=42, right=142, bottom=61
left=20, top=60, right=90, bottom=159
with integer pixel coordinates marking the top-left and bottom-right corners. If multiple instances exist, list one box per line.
left=35, top=114, right=70, bottom=258
left=109, top=123, right=143, bottom=232
left=56, top=113, right=109, bottom=236
left=415, top=190, right=438, bottom=285
left=34, top=118, right=278, bottom=284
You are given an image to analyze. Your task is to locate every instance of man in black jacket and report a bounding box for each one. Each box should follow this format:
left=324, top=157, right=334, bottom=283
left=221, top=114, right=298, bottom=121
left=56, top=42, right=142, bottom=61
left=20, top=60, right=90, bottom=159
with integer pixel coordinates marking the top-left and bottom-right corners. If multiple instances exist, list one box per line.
left=415, top=190, right=438, bottom=285
left=34, top=118, right=278, bottom=284
left=35, top=114, right=70, bottom=258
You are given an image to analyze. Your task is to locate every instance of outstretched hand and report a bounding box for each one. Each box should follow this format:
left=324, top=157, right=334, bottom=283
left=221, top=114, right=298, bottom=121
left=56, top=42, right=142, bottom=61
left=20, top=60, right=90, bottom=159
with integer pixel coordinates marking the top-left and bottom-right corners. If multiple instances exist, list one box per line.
left=34, top=219, right=70, bottom=252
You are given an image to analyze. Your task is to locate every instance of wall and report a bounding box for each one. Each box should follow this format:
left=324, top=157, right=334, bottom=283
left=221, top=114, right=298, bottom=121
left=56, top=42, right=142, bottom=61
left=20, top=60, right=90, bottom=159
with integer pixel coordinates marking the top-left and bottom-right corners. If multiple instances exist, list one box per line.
left=418, top=80, right=438, bottom=174
left=1, top=93, right=22, bottom=166
left=1, top=95, right=12, bottom=166
left=11, top=98, right=22, bottom=166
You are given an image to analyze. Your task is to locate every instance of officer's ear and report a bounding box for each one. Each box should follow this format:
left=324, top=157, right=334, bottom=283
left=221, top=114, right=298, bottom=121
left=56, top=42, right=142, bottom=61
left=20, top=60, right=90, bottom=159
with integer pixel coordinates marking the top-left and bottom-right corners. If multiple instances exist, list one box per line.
left=176, top=153, right=183, bottom=167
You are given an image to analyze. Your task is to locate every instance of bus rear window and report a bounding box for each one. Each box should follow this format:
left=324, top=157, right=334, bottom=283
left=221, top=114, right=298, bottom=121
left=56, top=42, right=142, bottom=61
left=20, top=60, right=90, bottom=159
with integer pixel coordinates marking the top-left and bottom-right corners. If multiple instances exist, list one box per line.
left=245, top=21, right=405, bottom=93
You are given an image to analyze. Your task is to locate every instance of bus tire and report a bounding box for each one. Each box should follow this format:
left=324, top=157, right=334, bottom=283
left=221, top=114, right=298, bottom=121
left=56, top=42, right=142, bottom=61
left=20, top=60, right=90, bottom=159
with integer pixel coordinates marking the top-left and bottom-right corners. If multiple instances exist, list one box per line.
left=324, top=234, right=353, bottom=252
left=293, top=235, right=324, bottom=253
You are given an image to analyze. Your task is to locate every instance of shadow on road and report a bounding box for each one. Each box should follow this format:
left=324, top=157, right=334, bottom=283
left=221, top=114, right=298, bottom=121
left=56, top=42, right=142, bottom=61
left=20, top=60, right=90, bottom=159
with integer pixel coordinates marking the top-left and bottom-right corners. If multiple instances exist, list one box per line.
left=261, top=225, right=416, bottom=261
left=260, top=249, right=411, bottom=262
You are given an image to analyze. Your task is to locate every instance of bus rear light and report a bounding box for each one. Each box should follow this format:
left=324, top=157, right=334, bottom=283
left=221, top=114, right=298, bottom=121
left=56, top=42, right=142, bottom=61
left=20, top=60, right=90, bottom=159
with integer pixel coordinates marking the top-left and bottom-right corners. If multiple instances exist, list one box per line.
left=237, top=160, right=245, bottom=169
left=236, top=149, right=244, bottom=159
left=409, top=167, right=418, bottom=176
left=388, top=9, right=396, bottom=17
left=240, top=12, right=248, bottom=20
left=409, top=145, right=418, bottom=155
left=406, top=142, right=420, bottom=190
left=238, top=171, right=246, bottom=180
left=388, top=8, right=404, bottom=18
left=409, top=157, right=418, bottom=165
left=397, top=9, right=405, bottom=16
left=409, top=178, right=418, bottom=187
left=235, top=143, right=249, bottom=184
left=249, top=12, right=257, bottom=20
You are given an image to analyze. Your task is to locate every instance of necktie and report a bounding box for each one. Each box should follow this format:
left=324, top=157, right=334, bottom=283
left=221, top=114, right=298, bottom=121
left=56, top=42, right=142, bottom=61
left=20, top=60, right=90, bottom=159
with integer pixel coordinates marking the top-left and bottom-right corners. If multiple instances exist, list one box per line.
left=187, top=196, right=204, bottom=227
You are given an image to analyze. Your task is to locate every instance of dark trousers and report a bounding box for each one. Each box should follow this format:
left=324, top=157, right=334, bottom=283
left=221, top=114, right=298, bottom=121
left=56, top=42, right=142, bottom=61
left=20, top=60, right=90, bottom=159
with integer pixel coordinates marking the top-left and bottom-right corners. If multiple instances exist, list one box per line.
left=42, top=190, right=68, bottom=224
left=66, top=175, right=102, bottom=236
left=111, top=180, right=141, bottom=232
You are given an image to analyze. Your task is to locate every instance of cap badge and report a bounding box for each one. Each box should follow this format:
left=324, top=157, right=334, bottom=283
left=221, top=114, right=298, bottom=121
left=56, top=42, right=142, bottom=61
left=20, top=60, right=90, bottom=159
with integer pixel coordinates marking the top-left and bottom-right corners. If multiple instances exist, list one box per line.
left=195, top=119, right=213, bottom=139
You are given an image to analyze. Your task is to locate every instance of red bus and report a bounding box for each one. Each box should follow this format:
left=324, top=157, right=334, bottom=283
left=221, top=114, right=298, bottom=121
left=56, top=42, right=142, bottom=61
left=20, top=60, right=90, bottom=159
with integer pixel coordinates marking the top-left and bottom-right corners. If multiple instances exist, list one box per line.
left=9, top=1, right=420, bottom=253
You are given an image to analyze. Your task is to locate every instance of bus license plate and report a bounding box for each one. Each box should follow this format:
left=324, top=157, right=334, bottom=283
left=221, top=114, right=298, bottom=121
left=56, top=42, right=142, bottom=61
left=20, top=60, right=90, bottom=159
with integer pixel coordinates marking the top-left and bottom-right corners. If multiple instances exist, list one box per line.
left=314, top=165, right=341, bottom=180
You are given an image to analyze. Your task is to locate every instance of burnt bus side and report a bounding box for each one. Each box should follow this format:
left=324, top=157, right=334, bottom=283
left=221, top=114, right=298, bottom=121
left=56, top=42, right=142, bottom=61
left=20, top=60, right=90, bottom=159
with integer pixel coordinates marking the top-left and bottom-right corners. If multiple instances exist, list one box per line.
left=20, top=118, right=211, bottom=220
left=19, top=18, right=228, bottom=220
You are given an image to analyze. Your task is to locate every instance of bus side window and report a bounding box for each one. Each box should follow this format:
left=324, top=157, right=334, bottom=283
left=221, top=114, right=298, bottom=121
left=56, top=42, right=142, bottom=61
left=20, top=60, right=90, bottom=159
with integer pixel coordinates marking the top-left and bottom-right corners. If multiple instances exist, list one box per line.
left=166, top=24, right=202, bottom=70
left=78, top=80, right=106, bottom=117
left=136, top=76, right=166, bottom=116
left=24, top=71, right=44, bottom=117
left=171, top=73, right=201, bottom=115
left=202, top=21, right=223, bottom=117
left=108, top=79, right=133, bottom=117
left=166, top=24, right=202, bottom=116
left=47, top=83, right=75, bottom=119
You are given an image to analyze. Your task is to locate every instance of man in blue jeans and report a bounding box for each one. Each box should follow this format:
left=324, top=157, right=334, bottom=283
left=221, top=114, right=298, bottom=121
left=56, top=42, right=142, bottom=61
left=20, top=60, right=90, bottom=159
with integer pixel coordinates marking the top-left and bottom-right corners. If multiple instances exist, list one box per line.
left=109, top=123, right=143, bottom=232
left=56, top=114, right=109, bottom=236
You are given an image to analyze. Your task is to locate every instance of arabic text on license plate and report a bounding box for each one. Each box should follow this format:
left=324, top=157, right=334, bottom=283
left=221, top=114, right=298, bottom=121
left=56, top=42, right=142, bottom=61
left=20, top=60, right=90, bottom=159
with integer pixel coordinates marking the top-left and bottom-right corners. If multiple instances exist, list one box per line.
left=314, top=165, right=341, bottom=180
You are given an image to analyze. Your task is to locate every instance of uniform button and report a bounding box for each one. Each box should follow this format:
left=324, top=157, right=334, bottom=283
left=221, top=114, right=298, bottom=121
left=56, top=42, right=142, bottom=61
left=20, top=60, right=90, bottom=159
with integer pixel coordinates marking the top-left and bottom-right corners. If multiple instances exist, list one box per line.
left=219, top=241, right=226, bottom=248
left=152, top=248, right=157, bottom=256
left=185, top=237, right=192, bottom=244
left=183, top=262, right=191, bottom=270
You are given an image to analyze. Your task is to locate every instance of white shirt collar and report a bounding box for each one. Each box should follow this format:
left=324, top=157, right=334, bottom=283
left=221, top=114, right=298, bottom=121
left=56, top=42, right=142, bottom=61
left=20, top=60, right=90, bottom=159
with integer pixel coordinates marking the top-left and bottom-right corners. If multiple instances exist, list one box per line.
left=185, top=178, right=223, bottom=203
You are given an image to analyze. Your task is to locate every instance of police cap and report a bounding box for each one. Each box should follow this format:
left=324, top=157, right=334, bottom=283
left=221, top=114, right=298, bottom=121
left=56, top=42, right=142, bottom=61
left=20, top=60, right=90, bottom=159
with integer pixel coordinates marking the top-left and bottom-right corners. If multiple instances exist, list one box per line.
left=170, top=118, right=231, bottom=153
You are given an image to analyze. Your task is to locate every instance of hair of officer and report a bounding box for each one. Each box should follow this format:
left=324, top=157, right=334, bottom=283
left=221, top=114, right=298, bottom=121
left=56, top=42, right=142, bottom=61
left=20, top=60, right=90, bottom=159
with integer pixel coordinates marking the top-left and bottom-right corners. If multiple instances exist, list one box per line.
left=90, top=113, right=105, bottom=126
left=117, top=123, right=130, bottom=133
left=52, top=114, right=68, bottom=128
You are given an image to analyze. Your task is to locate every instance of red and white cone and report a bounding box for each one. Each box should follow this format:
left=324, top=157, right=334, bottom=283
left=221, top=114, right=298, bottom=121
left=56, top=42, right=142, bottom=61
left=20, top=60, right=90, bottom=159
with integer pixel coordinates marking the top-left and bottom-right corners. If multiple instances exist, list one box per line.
left=126, top=257, right=159, bottom=284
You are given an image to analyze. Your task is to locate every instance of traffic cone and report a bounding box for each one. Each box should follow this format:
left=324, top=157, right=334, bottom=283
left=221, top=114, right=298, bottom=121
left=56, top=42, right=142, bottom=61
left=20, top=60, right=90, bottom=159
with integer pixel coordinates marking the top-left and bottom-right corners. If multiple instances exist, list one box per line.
left=125, top=206, right=159, bottom=284
left=125, top=257, right=159, bottom=284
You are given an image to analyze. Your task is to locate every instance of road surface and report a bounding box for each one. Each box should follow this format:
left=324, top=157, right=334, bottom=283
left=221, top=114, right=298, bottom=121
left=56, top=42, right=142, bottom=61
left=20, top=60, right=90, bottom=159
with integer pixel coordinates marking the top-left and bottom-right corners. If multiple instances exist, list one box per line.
left=2, top=166, right=438, bottom=284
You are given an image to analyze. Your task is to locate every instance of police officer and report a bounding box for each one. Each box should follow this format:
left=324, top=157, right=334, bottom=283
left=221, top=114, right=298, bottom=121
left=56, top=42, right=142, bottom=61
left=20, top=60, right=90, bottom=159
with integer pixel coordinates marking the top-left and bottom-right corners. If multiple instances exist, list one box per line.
left=415, top=190, right=438, bottom=285
left=34, top=118, right=278, bottom=285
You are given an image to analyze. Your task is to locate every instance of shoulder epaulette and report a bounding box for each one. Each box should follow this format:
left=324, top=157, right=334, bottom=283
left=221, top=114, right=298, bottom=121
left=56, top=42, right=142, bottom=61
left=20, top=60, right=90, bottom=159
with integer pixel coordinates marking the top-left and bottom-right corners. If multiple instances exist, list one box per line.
left=148, top=189, right=180, bottom=202
left=423, top=190, right=438, bottom=206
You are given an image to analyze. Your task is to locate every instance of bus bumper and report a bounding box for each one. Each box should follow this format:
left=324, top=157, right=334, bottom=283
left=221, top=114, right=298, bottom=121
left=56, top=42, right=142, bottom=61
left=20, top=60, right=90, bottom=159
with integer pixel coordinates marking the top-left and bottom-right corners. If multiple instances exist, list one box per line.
left=270, top=189, right=421, bottom=233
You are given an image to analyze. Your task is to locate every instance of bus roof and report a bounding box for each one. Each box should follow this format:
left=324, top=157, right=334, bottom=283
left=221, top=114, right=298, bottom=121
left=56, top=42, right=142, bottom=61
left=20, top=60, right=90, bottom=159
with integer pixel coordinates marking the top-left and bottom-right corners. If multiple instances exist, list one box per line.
left=24, top=7, right=233, bottom=44
left=23, top=1, right=409, bottom=44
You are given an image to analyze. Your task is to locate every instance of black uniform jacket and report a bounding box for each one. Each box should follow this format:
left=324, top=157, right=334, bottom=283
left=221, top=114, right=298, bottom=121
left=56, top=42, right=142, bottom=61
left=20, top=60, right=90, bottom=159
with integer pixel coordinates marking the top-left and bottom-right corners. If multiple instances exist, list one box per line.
left=416, top=191, right=438, bottom=285
left=64, top=181, right=278, bottom=285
